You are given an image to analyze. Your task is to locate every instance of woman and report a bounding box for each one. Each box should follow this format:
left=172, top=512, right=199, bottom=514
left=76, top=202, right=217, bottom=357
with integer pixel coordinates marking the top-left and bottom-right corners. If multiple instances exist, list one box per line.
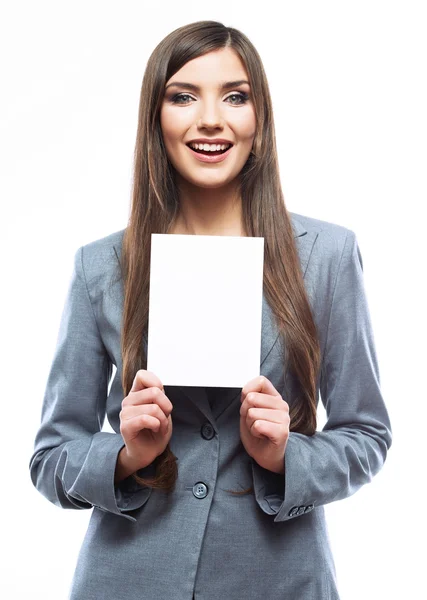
left=30, top=20, right=392, bottom=600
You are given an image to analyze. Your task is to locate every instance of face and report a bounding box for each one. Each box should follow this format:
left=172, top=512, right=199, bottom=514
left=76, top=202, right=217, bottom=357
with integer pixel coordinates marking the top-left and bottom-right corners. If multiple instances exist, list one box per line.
left=160, top=48, right=256, bottom=191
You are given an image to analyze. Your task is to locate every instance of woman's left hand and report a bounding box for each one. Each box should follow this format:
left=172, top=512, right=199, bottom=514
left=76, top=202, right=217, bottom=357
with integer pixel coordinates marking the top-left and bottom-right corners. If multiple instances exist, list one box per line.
left=239, top=376, right=290, bottom=474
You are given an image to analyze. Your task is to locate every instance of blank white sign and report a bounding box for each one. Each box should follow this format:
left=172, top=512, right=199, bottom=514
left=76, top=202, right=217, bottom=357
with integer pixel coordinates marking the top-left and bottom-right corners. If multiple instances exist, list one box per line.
left=147, top=233, right=264, bottom=387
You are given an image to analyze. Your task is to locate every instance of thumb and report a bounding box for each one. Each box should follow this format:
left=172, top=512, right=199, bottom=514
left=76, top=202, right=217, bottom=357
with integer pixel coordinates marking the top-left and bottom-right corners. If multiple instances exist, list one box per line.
left=129, top=369, right=165, bottom=394
left=130, top=374, right=144, bottom=393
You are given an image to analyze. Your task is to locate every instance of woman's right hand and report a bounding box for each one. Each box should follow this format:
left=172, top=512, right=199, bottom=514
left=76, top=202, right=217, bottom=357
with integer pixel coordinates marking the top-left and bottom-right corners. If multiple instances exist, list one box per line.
left=115, top=370, right=173, bottom=482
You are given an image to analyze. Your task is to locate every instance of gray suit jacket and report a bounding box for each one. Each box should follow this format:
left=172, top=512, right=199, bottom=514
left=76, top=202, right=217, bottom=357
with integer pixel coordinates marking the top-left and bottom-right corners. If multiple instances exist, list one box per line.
left=30, top=212, right=392, bottom=600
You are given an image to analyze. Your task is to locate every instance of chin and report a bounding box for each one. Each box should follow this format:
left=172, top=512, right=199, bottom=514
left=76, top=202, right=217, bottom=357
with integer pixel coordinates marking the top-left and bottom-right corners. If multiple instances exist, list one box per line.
left=174, top=165, right=242, bottom=190
left=194, top=180, right=233, bottom=189
left=186, top=172, right=240, bottom=189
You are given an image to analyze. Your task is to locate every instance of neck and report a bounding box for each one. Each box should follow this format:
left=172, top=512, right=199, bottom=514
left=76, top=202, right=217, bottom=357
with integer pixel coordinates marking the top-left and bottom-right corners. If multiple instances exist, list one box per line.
left=169, top=178, right=246, bottom=237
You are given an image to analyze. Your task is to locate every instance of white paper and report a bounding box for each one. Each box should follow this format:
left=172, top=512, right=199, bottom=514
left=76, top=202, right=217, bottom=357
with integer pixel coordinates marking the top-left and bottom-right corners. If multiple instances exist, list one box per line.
left=147, top=233, right=264, bottom=387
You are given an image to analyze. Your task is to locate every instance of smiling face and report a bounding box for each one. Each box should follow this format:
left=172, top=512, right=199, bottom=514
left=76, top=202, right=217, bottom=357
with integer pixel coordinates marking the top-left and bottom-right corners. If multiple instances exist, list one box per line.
left=160, top=48, right=256, bottom=192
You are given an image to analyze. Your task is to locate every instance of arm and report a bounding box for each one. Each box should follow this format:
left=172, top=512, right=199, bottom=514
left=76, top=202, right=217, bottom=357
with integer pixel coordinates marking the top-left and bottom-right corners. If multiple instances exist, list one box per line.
left=29, top=246, right=152, bottom=522
left=252, top=230, right=393, bottom=521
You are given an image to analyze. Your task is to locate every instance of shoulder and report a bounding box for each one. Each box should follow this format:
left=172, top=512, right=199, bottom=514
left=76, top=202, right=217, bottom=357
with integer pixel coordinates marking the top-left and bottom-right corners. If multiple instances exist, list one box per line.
left=76, top=228, right=125, bottom=284
left=290, top=211, right=357, bottom=260
left=290, top=211, right=354, bottom=242
left=289, top=212, right=363, bottom=299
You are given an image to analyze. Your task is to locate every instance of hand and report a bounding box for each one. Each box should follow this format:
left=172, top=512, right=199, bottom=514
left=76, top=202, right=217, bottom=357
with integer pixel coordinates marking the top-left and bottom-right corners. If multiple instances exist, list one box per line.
left=116, top=370, right=173, bottom=482
left=239, top=375, right=290, bottom=474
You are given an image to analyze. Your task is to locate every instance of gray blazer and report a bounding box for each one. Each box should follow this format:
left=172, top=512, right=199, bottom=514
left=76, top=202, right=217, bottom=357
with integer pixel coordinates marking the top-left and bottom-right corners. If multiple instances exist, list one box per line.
left=30, top=212, right=392, bottom=600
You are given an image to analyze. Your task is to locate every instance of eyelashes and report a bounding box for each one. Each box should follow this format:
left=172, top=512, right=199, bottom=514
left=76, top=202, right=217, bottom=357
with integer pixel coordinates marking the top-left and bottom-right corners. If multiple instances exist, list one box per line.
left=169, top=91, right=250, bottom=105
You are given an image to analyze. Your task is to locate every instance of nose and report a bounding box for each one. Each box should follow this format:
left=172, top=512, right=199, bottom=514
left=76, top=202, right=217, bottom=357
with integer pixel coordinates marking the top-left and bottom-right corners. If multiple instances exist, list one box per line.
left=197, top=99, right=224, bottom=130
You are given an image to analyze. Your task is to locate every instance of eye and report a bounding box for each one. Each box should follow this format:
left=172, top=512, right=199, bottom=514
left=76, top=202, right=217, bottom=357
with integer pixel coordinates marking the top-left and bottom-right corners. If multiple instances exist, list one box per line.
left=170, top=93, right=194, bottom=104
left=226, top=92, right=249, bottom=105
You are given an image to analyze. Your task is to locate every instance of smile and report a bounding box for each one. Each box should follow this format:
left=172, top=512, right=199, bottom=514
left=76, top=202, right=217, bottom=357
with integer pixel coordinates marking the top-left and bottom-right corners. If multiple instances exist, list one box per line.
left=186, top=143, right=233, bottom=164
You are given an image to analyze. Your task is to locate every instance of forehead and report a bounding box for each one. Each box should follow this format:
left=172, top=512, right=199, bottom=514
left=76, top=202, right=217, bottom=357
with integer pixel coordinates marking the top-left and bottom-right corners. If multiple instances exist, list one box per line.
left=166, top=48, right=249, bottom=86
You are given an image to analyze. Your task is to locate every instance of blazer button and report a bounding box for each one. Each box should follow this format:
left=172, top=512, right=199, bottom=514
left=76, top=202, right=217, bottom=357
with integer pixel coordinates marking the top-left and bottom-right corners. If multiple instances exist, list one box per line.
left=304, top=504, right=314, bottom=513
left=296, top=506, right=306, bottom=515
left=288, top=506, right=299, bottom=517
left=193, top=482, right=208, bottom=499
left=201, top=423, right=215, bottom=440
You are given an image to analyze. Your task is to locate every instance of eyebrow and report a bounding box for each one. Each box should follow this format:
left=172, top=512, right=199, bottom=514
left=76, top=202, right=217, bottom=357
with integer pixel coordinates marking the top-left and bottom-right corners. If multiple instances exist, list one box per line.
left=164, top=80, right=250, bottom=92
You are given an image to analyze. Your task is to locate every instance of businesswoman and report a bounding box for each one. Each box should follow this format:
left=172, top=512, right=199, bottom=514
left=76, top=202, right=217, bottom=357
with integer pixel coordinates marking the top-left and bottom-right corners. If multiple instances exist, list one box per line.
left=30, top=20, right=392, bottom=600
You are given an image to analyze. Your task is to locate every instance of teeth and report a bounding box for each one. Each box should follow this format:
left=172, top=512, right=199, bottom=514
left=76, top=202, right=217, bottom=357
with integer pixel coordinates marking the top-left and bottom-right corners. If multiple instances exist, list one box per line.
left=189, top=142, right=232, bottom=152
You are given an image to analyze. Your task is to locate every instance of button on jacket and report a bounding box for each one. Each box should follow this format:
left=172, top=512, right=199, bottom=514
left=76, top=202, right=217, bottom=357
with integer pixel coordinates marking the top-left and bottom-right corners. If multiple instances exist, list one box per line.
left=29, top=212, right=392, bottom=600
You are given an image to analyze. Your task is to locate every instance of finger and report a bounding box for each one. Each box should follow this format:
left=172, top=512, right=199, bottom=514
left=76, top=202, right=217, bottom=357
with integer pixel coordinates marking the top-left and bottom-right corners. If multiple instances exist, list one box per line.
left=131, top=369, right=164, bottom=393
left=248, top=419, right=288, bottom=444
left=121, top=399, right=170, bottom=436
left=120, top=404, right=169, bottom=435
left=244, top=408, right=290, bottom=429
left=120, top=413, right=163, bottom=439
left=240, top=375, right=281, bottom=403
left=120, top=403, right=169, bottom=429
left=240, top=392, right=288, bottom=418
left=123, top=386, right=173, bottom=415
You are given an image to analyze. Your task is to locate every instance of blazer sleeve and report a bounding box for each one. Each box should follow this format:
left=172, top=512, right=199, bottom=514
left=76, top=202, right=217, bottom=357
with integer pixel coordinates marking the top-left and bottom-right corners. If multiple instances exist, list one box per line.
left=251, top=229, right=393, bottom=522
left=29, top=246, right=152, bottom=523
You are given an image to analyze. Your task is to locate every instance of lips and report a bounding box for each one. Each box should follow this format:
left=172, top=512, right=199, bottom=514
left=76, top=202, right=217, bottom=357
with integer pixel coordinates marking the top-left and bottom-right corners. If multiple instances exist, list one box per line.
left=186, top=143, right=233, bottom=164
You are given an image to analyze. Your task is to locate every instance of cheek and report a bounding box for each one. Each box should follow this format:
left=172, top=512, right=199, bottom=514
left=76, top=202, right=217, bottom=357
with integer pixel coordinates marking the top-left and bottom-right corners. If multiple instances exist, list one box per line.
left=159, top=109, right=175, bottom=148
left=160, top=106, right=195, bottom=145
left=234, top=109, right=256, bottom=143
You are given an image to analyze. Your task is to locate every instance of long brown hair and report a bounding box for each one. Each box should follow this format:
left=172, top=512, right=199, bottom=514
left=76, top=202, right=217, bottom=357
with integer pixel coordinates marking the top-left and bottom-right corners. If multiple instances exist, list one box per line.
left=120, top=21, right=320, bottom=494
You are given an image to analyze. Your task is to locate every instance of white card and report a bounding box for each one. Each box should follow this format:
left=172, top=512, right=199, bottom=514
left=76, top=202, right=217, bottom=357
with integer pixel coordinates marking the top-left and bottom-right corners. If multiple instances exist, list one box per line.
left=147, top=233, right=264, bottom=387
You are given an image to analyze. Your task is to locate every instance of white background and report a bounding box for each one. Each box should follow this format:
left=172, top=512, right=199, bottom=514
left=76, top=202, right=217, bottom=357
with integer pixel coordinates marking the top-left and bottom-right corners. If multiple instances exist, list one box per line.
left=1, top=1, right=425, bottom=598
